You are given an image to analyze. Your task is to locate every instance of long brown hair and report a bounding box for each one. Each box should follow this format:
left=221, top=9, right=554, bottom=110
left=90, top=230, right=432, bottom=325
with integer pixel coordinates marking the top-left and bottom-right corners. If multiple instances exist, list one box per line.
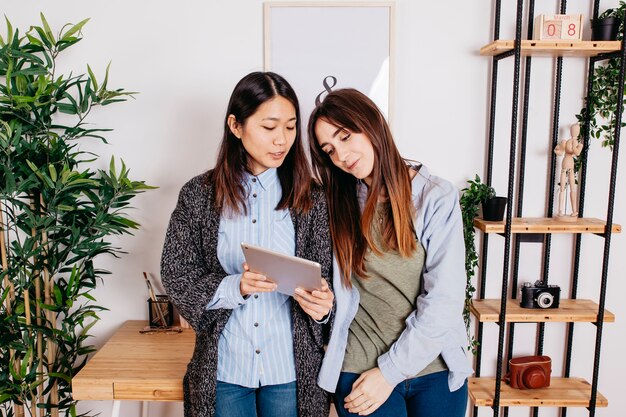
left=308, top=88, right=415, bottom=287
left=210, top=72, right=312, bottom=214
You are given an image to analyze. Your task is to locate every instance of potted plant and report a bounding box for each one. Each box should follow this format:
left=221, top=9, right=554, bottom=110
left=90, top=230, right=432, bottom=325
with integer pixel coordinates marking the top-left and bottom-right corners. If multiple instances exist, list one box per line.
left=0, top=14, right=152, bottom=417
left=591, top=3, right=624, bottom=41
left=577, top=1, right=626, bottom=151
left=463, top=175, right=507, bottom=222
left=459, top=175, right=507, bottom=353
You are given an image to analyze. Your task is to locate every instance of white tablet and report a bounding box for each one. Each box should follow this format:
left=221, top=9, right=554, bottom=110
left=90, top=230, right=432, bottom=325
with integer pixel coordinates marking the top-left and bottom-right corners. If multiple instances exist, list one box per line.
left=240, top=242, right=322, bottom=296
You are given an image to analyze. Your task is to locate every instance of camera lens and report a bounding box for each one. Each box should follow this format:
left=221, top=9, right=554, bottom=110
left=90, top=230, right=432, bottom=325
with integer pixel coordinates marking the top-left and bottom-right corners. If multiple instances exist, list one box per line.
left=536, top=292, right=554, bottom=308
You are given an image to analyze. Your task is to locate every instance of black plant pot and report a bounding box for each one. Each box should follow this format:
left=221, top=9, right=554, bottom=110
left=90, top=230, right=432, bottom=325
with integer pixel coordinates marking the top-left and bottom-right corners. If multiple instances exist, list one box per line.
left=591, top=17, right=622, bottom=41
left=482, top=197, right=508, bottom=221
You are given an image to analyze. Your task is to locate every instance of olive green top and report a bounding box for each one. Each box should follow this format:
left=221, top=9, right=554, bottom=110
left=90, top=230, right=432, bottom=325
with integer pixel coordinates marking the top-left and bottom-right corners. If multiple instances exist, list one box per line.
left=342, top=204, right=447, bottom=377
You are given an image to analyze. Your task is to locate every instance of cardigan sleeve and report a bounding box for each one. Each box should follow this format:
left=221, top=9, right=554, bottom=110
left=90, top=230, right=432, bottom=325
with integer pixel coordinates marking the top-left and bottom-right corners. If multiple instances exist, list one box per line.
left=303, top=186, right=335, bottom=343
left=160, top=178, right=231, bottom=331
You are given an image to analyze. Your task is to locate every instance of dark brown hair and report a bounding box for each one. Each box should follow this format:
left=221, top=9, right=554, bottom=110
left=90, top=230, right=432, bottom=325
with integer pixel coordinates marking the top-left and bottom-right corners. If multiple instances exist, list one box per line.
left=210, top=72, right=312, bottom=214
left=308, top=88, right=415, bottom=286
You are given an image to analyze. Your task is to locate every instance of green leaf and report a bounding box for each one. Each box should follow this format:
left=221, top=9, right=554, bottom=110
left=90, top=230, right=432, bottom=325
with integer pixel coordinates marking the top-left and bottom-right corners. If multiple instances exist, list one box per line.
left=109, top=156, right=116, bottom=177
left=56, top=102, right=78, bottom=114
left=12, top=67, right=48, bottom=77
left=49, top=164, right=58, bottom=182
left=57, top=37, right=81, bottom=52
left=112, top=216, right=140, bottom=229
left=53, top=286, right=63, bottom=305
left=21, top=347, right=33, bottom=377
left=5, top=15, right=13, bottom=46
left=101, top=61, right=111, bottom=91
left=0, top=393, right=13, bottom=403
left=26, top=33, right=42, bottom=47
left=40, top=12, right=54, bottom=43
left=61, top=17, right=89, bottom=41
left=87, top=64, right=98, bottom=92
left=6, top=54, right=13, bottom=92
left=2, top=165, right=16, bottom=194
left=47, top=372, right=72, bottom=384
left=26, top=159, right=39, bottom=173
left=101, top=98, right=127, bottom=106
left=32, top=26, right=52, bottom=48
left=11, top=95, right=37, bottom=103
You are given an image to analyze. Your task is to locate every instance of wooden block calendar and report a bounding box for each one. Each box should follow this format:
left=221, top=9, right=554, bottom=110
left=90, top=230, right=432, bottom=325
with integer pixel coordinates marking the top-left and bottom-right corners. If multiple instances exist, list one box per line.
left=534, top=14, right=583, bottom=40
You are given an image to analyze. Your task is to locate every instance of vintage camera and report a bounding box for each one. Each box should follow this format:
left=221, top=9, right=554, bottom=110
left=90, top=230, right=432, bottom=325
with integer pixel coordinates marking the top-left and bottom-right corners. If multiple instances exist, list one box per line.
left=520, top=281, right=560, bottom=309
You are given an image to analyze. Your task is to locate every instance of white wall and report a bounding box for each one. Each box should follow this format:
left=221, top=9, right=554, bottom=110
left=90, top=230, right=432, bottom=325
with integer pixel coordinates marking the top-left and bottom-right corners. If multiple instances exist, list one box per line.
left=3, top=1, right=625, bottom=417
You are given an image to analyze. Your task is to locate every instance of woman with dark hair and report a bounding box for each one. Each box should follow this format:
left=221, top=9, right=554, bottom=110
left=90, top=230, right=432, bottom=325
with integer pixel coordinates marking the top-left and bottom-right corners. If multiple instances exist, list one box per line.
left=161, top=72, right=334, bottom=417
left=310, top=89, right=472, bottom=417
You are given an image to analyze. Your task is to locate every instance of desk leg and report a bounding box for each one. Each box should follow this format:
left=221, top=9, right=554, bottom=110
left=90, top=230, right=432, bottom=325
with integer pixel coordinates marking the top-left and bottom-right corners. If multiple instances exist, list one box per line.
left=109, top=400, right=147, bottom=417
left=111, top=401, right=121, bottom=417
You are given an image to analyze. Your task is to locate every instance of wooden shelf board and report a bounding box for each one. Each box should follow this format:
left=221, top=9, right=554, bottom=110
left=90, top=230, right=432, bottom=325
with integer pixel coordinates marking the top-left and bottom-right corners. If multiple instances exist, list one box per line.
left=469, top=377, right=608, bottom=407
left=470, top=299, right=615, bottom=323
left=480, top=40, right=621, bottom=56
left=473, top=217, right=621, bottom=234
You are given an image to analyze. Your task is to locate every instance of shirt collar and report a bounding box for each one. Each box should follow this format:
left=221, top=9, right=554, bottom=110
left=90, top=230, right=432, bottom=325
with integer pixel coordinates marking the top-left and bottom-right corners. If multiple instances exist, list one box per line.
left=246, top=168, right=279, bottom=191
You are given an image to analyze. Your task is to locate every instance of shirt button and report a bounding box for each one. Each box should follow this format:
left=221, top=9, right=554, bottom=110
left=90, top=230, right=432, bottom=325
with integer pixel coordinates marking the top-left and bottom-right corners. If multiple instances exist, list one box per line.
left=254, top=294, right=259, bottom=299
left=252, top=178, right=257, bottom=183
left=253, top=193, right=257, bottom=198
left=252, top=219, right=256, bottom=224
left=255, top=349, right=261, bottom=354
left=254, top=322, right=259, bottom=327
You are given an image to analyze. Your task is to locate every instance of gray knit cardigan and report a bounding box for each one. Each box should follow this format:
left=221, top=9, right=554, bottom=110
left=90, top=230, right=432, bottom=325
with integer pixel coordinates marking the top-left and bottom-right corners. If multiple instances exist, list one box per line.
left=161, top=171, right=333, bottom=417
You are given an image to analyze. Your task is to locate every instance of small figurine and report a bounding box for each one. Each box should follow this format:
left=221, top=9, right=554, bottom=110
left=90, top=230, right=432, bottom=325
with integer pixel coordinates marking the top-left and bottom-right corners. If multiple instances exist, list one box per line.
left=554, top=123, right=584, bottom=219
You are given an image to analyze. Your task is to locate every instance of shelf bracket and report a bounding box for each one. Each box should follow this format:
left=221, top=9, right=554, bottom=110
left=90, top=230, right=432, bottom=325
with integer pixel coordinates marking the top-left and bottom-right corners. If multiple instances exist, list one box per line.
left=498, top=233, right=544, bottom=242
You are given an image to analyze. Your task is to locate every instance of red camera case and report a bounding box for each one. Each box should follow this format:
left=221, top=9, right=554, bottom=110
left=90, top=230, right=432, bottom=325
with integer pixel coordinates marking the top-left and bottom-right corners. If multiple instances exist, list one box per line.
left=507, top=355, right=552, bottom=390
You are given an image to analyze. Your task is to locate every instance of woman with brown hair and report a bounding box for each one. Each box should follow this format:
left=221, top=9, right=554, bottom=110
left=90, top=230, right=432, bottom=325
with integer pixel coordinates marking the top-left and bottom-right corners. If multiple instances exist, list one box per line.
left=310, top=89, right=472, bottom=417
left=161, top=72, right=334, bottom=417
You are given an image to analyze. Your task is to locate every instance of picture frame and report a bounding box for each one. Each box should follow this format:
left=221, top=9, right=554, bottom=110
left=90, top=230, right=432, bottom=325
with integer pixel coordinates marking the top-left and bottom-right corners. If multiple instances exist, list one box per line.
left=263, top=1, right=395, bottom=133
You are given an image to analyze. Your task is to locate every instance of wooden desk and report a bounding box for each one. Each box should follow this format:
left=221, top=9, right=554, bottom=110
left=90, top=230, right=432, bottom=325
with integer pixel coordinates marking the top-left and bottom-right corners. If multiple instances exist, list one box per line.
left=72, top=320, right=194, bottom=415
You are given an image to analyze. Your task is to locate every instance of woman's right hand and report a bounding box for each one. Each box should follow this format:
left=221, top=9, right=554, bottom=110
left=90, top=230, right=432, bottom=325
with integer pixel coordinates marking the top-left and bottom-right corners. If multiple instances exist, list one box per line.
left=240, top=263, right=278, bottom=296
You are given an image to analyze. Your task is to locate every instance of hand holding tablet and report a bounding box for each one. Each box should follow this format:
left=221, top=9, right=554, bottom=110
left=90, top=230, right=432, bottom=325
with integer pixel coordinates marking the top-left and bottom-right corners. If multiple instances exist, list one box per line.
left=241, top=242, right=323, bottom=296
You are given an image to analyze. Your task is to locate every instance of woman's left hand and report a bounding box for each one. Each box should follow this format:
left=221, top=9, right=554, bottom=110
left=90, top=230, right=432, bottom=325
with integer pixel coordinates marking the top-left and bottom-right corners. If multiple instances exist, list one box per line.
left=293, top=278, right=334, bottom=321
left=344, top=367, right=394, bottom=415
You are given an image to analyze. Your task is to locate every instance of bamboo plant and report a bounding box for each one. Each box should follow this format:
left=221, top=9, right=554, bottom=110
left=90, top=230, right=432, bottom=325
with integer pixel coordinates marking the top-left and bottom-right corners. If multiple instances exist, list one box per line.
left=0, top=14, right=152, bottom=417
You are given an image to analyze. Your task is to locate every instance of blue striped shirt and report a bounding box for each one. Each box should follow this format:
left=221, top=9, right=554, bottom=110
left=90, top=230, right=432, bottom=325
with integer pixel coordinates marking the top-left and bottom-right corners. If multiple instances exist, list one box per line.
left=208, top=168, right=297, bottom=387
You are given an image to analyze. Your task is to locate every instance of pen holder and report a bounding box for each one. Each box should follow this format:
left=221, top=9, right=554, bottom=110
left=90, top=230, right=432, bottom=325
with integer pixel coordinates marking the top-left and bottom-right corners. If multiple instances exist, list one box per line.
left=148, top=295, right=173, bottom=328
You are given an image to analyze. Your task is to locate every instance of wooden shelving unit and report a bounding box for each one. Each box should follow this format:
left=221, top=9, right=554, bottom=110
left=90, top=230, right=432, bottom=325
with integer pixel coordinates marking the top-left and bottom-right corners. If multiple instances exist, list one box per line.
left=470, top=299, right=615, bottom=323
left=469, top=377, right=608, bottom=408
left=473, top=217, right=621, bottom=234
left=473, top=2, right=622, bottom=416
left=480, top=40, right=621, bottom=57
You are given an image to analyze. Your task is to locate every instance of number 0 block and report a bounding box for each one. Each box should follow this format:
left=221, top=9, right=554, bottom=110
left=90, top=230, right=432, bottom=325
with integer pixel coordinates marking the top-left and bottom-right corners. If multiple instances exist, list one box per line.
left=534, top=14, right=583, bottom=41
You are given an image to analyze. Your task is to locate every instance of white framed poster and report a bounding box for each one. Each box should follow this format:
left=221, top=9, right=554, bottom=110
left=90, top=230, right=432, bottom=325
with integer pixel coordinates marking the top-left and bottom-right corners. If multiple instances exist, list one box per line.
left=264, top=1, right=395, bottom=135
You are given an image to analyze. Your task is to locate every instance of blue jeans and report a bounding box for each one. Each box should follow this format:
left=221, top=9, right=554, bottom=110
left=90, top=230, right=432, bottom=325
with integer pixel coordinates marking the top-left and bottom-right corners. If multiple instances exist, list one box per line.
left=215, top=380, right=297, bottom=417
left=334, top=371, right=468, bottom=417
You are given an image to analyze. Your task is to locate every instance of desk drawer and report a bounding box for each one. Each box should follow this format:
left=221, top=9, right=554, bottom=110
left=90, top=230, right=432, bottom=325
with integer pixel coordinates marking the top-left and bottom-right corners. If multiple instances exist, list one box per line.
left=114, top=381, right=183, bottom=401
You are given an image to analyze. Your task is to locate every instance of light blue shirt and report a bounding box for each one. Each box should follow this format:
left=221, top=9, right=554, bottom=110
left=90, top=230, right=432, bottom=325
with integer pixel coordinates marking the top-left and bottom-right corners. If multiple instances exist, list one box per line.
left=318, top=165, right=474, bottom=393
left=208, top=168, right=297, bottom=387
